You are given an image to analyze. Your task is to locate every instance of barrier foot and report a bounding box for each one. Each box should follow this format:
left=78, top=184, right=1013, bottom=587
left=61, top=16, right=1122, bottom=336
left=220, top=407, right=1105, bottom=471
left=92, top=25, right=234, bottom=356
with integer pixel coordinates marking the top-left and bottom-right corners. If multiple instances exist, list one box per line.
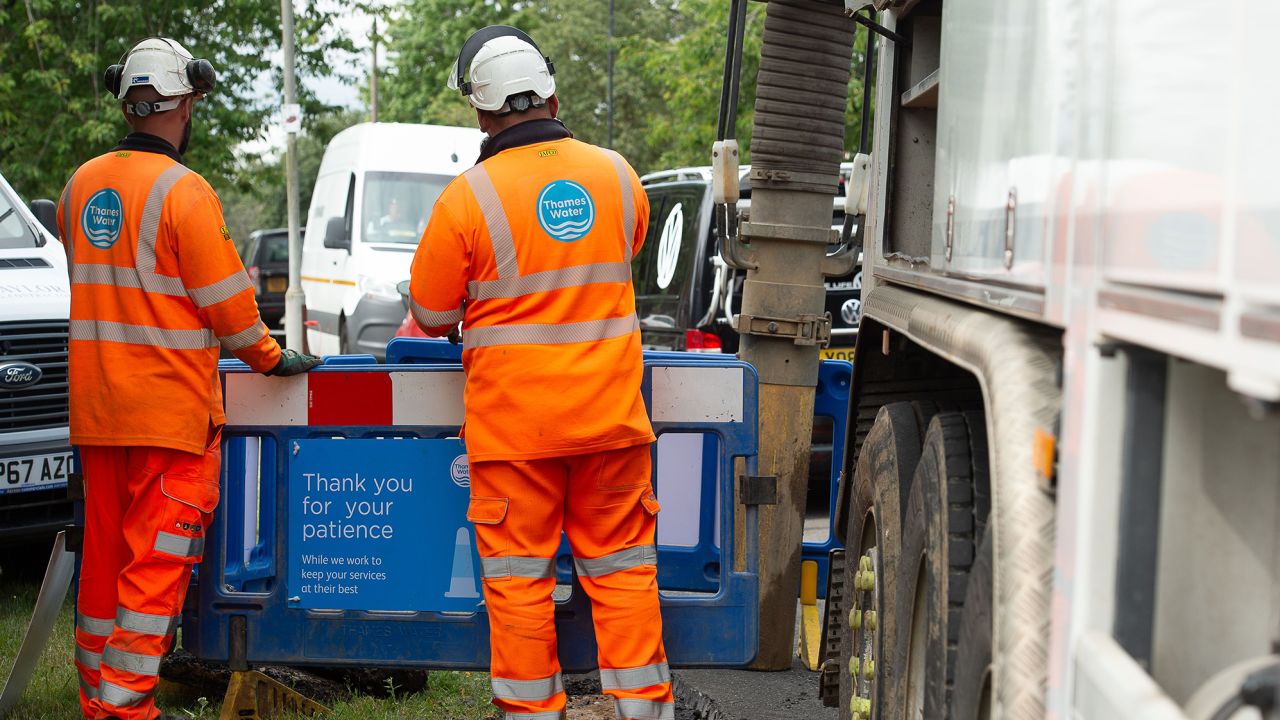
left=796, top=560, right=822, bottom=671
left=218, top=670, right=332, bottom=719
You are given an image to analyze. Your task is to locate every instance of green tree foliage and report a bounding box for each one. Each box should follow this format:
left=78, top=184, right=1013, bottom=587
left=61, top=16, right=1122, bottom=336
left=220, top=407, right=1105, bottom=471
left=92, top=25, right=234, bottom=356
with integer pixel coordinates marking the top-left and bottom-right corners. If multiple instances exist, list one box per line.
left=220, top=109, right=365, bottom=251
left=0, top=1, right=352, bottom=201
left=380, top=0, right=871, bottom=175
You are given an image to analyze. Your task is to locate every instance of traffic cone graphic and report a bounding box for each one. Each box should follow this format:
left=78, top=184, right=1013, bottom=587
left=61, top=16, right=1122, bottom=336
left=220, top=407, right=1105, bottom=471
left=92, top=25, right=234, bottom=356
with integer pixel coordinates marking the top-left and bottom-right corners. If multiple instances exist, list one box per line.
left=444, top=527, right=480, bottom=599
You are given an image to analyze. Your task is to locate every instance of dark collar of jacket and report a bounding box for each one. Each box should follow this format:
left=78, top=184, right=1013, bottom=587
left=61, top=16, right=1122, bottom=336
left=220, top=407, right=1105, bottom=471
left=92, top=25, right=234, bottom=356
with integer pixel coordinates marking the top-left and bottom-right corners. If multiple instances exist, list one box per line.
left=476, top=118, right=573, bottom=163
left=112, top=133, right=184, bottom=164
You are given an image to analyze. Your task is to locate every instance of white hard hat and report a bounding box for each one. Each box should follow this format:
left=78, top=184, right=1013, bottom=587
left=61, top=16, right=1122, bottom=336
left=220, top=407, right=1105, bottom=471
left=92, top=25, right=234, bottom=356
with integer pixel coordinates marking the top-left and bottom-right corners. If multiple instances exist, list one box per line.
left=449, top=26, right=556, bottom=113
left=105, top=38, right=217, bottom=101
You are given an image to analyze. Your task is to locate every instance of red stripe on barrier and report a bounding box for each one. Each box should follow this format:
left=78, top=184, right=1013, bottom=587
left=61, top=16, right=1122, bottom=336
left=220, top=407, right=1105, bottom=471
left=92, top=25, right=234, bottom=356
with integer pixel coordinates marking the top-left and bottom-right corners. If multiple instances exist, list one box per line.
left=307, top=372, right=393, bottom=426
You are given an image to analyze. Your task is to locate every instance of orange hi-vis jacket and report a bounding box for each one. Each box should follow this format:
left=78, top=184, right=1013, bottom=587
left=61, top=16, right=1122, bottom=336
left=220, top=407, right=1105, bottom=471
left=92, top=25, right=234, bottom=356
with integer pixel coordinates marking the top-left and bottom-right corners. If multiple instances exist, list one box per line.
left=409, top=132, right=654, bottom=462
left=58, top=140, right=281, bottom=455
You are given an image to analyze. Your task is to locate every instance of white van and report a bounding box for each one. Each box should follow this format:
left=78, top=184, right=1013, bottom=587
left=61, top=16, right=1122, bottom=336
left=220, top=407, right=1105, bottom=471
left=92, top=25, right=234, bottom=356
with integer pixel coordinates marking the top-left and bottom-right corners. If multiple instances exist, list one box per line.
left=0, top=170, right=73, bottom=546
left=302, top=122, right=484, bottom=358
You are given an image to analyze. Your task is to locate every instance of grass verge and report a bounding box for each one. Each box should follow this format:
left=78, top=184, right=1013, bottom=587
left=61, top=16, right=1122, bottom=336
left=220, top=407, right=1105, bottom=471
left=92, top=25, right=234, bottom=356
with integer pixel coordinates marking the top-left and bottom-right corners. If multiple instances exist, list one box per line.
left=1, top=573, right=496, bottom=719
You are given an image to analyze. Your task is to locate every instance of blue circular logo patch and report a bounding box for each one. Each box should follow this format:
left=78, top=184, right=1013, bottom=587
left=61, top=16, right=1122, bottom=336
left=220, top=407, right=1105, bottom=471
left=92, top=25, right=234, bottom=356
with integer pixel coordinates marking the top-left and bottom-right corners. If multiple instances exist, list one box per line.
left=536, top=180, right=595, bottom=242
left=82, top=189, right=124, bottom=249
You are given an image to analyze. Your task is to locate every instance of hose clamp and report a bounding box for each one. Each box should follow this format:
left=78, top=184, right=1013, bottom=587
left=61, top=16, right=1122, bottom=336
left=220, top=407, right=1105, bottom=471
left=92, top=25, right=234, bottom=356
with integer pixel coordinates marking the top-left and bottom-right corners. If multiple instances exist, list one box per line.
left=736, top=311, right=832, bottom=347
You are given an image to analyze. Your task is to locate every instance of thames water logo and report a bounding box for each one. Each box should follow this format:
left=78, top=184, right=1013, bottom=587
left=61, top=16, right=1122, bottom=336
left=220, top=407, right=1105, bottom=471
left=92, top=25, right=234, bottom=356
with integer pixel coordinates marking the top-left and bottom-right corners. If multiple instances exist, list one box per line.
left=450, top=455, right=470, bottom=488
left=0, top=362, right=42, bottom=390
left=82, top=189, right=124, bottom=249
left=536, top=180, right=595, bottom=242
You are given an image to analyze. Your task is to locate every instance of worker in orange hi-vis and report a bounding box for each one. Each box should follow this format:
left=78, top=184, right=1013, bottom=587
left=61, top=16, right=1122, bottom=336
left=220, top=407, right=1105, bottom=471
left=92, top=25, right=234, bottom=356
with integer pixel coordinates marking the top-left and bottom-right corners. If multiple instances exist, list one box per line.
left=409, top=25, right=672, bottom=720
left=56, top=38, right=322, bottom=720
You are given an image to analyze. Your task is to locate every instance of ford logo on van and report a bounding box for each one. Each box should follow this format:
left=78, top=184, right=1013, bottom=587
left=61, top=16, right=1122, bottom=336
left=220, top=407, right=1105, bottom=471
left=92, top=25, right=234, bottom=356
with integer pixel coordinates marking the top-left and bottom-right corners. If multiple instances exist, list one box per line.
left=0, top=362, right=42, bottom=390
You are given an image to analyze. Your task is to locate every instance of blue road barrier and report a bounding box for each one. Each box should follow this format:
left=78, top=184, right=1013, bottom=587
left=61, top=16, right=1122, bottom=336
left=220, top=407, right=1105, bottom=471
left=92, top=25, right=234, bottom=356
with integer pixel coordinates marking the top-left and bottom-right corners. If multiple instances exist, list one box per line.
left=184, top=355, right=762, bottom=670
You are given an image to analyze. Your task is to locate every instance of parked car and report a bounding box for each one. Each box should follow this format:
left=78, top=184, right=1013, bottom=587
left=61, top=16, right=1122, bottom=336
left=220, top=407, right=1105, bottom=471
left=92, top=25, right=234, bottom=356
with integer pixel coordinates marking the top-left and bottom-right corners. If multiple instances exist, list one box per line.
left=302, top=122, right=484, bottom=359
left=635, top=164, right=861, bottom=357
left=241, top=227, right=300, bottom=337
left=0, top=170, right=73, bottom=547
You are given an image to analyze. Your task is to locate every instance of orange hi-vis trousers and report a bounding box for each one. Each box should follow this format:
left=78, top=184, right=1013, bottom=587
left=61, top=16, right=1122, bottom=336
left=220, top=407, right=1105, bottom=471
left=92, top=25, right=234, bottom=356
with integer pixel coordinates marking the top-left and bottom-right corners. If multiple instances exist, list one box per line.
left=467, top=443, right=674, bottom=720
left=74, top=429, right=220, bottom=720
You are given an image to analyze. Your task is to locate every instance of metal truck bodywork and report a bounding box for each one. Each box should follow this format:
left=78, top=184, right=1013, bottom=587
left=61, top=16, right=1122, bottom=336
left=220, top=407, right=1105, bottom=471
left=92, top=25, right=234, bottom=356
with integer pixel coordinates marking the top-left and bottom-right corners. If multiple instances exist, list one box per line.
left=845, top=0, right=1280, bottom=717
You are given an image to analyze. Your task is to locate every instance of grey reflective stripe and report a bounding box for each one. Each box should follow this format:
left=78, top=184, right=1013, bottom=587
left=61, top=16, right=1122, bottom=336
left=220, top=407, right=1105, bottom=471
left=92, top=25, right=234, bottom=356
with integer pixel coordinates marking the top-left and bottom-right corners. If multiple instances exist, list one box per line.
left=465, top=313, right=638, bottom=350
left=614, top=698, right=675, bottom=720
left=79, top=676, right=99, bottom=699
left=574, top=544, right=657, bottom=578
left=99, top=680, right=148, bottom=708
left=154, top=531, right=204, bottom=557
left=465, top=164, right=519, bottom=279
left=188, top=270, right=254, bottom=307
left=410, top=297, right=464, bottom=327
left=70, top=319, right=217, bottom=350
left=73, top=264, right=142, bottom=289
left=75, top=645, right=102, bottom=669
left=102, top=645, right=163, bottom=676
left=604, top=150, right=636, bottom=262
left=116, top=607, right=179, bottom=636
left=136, top=164, right=191, bottom=275
left=504, top=712, right=564, bottom=720
left=70, top=263, right=187, bottom=295
left=481, top=555, right=556, bottom=579
left=468, top=261, right=632, bottom=302
left=220, top=321, right=268, bottom=351
left=78, top=612, right=115, bottom=637
left=491, top=672, right=564, bottom=701
left=599, top=662, right=671, bottom=691
left=60, top=174, right=75, bottom=263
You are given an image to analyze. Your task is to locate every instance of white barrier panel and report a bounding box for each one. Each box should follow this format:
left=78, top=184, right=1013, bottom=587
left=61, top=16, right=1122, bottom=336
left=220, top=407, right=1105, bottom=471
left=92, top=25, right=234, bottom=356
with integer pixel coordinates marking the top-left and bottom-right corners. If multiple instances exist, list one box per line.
left=651, top=367, right=744, bottom=424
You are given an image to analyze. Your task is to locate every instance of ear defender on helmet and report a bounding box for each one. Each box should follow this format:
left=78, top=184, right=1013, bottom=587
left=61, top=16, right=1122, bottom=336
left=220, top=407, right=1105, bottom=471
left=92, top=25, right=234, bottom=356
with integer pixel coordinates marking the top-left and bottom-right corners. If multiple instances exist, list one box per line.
left=186, top=58, right=216, bottom=95
left=105, top=64, right=125, bottom=97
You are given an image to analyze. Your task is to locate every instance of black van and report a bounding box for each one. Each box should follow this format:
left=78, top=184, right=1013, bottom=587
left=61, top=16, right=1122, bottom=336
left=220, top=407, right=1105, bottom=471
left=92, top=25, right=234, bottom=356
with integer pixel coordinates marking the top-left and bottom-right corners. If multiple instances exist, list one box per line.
left=241, top=227, right=301, bottom=337
left=634, top=165, right=861, bottom=357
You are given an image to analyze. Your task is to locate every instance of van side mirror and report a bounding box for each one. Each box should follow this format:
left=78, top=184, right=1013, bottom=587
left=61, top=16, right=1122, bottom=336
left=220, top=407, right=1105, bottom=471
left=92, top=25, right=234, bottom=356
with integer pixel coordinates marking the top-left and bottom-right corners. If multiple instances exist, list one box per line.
left=323, top=216, right=350, bottom=251
left=29, top=199, right=58, bottom=243
left=396, top=280, right=411, bottom=310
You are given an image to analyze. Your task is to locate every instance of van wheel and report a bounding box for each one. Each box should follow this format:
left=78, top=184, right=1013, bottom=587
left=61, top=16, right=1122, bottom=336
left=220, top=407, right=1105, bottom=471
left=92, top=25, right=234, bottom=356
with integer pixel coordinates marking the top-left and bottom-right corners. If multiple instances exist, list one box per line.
left=898, top=412, right=990, bottom=718
left=339, top=316, right=353, bottom=355
left=839, top=402, right=924, bottom=720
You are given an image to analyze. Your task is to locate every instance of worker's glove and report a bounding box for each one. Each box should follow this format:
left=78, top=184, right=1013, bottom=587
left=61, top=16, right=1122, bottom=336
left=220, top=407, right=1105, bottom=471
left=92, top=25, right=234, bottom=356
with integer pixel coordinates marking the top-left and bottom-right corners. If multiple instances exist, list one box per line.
left=266, top=348, right=323, bottom=377
left=447, top=326, right=462, bottom=345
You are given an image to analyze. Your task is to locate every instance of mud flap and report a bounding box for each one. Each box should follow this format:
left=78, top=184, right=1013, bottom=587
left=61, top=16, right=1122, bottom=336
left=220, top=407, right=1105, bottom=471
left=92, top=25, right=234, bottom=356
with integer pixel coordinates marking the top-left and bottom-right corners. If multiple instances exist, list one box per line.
left=0, top=532, right=76, bottom=715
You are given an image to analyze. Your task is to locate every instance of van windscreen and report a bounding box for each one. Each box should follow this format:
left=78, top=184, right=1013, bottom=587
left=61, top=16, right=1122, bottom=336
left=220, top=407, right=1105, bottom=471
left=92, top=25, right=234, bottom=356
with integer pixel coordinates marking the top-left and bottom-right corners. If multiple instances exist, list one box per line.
left=0, top=183, right=37, bottom=249
left=362, top=171, right=451, bottom=245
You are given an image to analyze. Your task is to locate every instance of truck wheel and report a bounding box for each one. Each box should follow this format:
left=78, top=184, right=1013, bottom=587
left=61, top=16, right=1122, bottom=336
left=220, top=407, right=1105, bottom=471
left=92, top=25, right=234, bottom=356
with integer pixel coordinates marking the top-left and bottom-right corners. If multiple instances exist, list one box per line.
left=839, top=402, right=924, bottom=720
left=951, top=531, right=993, bottom=720
left=898, top=413, right=990, bottom=718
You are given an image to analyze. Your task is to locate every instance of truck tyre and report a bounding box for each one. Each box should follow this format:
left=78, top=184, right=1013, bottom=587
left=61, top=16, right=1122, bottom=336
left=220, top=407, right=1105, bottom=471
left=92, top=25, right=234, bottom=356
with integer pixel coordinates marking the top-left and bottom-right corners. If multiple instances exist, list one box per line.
left=898, top=413, right=990, bottom=719
left=839, top=402, right=924, bottom=720
left=951, top=531, right=994, bottom=720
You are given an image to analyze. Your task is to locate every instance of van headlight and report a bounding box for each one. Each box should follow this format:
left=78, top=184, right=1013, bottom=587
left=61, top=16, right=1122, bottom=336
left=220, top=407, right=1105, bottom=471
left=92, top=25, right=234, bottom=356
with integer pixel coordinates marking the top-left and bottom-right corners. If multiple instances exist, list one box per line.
left=358, top=275, right=401, bottom=302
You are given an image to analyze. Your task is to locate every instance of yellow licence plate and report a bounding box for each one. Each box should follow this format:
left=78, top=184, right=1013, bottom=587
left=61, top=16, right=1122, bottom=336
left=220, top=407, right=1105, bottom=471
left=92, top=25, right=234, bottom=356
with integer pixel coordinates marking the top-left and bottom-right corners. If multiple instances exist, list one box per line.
left=267, top=277, right=287, bottom=292
left=820, top=347, right=855, bottom=361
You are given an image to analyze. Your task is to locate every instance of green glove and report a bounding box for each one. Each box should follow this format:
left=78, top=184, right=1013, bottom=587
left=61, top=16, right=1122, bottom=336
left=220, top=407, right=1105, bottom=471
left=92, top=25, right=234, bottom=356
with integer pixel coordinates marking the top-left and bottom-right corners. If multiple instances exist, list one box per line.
left=266, top=348, right=323, bottom=376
